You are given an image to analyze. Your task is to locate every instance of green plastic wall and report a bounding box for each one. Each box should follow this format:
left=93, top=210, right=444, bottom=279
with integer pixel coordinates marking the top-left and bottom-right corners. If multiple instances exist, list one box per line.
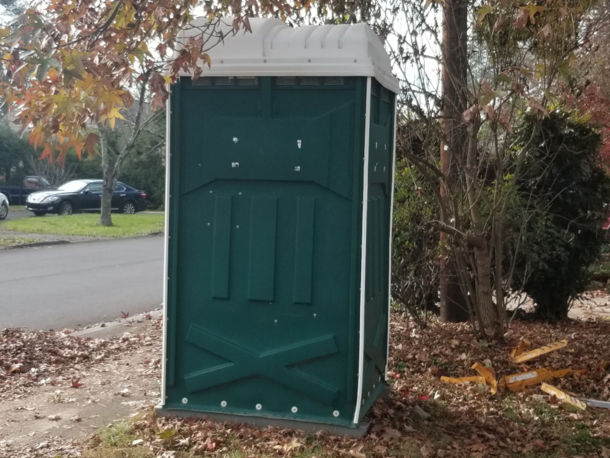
left=164, top=76, right=395, bottom=428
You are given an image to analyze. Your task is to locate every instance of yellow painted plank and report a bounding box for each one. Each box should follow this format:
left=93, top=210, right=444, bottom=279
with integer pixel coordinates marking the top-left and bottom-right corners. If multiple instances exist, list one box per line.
left=510, top=339, right=531, bottom=358
left=540, top=382, right=587, bottom=410
left=440, top=376, right=486, bottom=385
left=549, top=368, right=572, bottom=379
left=501, top=369, right=550, bottom=392
left=472, top=362, right=498, bottom=395
left=514, top=339, right=568, bottom=363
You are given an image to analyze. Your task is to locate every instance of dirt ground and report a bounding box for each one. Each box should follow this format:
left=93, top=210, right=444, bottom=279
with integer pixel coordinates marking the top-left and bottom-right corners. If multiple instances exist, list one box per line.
left=507, top=290, right=610, bottom=321
left=0, top=315, right=163, bottom=458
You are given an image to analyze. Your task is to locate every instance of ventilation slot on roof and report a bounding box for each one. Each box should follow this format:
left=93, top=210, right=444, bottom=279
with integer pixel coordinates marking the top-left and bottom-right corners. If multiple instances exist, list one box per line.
left=275, top=77, right=334, bottom=86
left=214, top=77, right=234, bottom=86
left=300, top=77, right=321, bottom=86
left=324, top=77, right=344, bottom=86
left=236, top=77, right=259, bottom=86
left=192, top=78, right=212, bottom=86
left=275, top=77, right=297, bottom=86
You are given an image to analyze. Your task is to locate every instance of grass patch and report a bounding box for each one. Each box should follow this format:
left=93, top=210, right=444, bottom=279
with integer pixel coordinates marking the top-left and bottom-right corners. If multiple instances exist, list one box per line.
left=0, top=236, right=39, bottom=247
left=590, top=250, right=610, bottom=279
left=531, top=401, right=560, bottom=422
left=590, top=261, right=610, bottom=278
left=1, top=213, right=164, bottom=238
left=566, top=422, right=610, bottom=455
left=83, top=447, right=154, bottom=458
left=99, top=421, right=138, bottom=447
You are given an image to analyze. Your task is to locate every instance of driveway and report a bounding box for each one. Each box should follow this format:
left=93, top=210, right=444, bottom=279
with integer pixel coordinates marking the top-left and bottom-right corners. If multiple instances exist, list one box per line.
left=0, top=236, right=164, bottom=330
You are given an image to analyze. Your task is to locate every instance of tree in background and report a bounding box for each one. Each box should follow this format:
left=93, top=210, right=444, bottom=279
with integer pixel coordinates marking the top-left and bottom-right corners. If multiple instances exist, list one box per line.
left=569, top=84, right=610, bottom=168
left=95, top=79, right=164, bottom=226
left=25, top=152, right=77, bottom=187
left=95, top=98, right=166, bottom=215
left=0, top=2, right=276, bottom=225
left=303, top=0, right=610, bottom=336
left=119, top=112, right=165, bottom=210
left=566, top=2, right=610, bottom=169
left=0, top=119, right=36, bottom=185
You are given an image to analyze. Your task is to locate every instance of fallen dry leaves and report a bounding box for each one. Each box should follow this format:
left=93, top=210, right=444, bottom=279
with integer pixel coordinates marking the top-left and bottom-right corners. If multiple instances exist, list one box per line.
left=0, top=327, right=150, bottom=403
left=2, top=314, right=609, bottom=458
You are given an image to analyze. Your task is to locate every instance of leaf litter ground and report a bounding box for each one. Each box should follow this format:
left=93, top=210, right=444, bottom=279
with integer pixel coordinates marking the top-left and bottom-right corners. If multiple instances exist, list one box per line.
left=1, top=309, right=609, bottom=458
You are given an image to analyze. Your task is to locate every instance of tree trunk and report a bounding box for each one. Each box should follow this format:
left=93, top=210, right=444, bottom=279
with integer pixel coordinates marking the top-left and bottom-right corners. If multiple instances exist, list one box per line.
left=98, top=127, right=114, bottom=227
left=494, top=221, right=506, bottom=328
left=465, top=119, right=504, bottom=338
left=474, top=241, right=500, bottom=336
left=99, top=168, right=114, bottom=226
left=440, top=255, right=469, bottom=322
left=440, top=0, right=469, bottom=322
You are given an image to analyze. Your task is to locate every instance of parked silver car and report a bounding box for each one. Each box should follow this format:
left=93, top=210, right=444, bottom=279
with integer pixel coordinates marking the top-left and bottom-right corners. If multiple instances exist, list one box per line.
left=0, top=192, right=8, bottom=220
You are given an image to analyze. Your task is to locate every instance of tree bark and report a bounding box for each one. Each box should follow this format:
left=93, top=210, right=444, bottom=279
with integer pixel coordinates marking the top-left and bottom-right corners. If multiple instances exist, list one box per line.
left=440, top=0, right=469, bottom=322
left=440, top=255, right=469, bottom=321
left=465, top=121, right=503, bottom=338
left=96, top=79, right=155, bottom=227
left=98, top=126, right=114, bottom=227
left=474, top=241, right=497, bottom=334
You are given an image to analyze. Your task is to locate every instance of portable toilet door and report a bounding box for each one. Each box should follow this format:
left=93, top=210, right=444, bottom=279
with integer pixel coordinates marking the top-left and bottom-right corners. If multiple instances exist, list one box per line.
left=160, top=18, right=400, bottom=433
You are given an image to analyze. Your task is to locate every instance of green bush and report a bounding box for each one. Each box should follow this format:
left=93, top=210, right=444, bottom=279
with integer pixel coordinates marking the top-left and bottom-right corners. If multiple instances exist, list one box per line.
left=508, top=111, right=610, bottom=321
left=120, top=150, right=165, bottom=209
left=391, top=163, right=440, bottom=319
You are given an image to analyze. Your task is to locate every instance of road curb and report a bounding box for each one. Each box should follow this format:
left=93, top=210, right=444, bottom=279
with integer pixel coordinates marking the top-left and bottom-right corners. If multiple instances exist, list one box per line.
left=73, top=309, right=163, bottom=339
left=0, top=231, right=164, bottom=250
left=0, top=240, right=71, bottom=250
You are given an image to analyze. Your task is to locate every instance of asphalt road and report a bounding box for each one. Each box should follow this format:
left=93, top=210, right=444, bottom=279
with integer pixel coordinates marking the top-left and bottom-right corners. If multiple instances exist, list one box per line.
left=4, top=208, right=33, bottom=221
left=0, top=237, right=164, bottom=330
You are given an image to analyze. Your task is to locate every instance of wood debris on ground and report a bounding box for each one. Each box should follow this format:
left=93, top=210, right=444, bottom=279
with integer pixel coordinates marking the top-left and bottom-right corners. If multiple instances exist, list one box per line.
left=441, top=333, right=608, bottom=413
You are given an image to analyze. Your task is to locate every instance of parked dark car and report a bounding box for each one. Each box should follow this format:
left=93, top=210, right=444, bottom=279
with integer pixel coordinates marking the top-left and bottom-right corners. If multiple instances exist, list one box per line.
left=0, top=176, right=54, bottom=205
left=25, top=179, right=147, bottom=216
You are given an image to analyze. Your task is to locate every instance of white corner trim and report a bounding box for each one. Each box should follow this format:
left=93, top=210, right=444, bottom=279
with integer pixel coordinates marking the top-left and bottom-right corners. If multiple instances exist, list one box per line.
left=353, top=77, right=372, bottom=425
left=385, top=96, right=397, bottom=380
left=161, top=88, right=172, bottom=405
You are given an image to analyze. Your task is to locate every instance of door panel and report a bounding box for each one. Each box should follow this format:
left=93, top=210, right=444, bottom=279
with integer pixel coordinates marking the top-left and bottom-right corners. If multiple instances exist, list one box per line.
left=166, top=78, right=365, bottom=425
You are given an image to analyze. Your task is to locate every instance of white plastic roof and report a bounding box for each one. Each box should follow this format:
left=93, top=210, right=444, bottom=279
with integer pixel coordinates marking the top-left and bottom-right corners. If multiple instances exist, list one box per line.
left=175, top=18, right=400, bottom=94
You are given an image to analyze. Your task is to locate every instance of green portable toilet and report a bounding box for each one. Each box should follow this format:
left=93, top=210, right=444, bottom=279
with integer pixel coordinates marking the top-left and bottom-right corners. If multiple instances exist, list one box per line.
left=160, top=17, right=400, bottom=434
